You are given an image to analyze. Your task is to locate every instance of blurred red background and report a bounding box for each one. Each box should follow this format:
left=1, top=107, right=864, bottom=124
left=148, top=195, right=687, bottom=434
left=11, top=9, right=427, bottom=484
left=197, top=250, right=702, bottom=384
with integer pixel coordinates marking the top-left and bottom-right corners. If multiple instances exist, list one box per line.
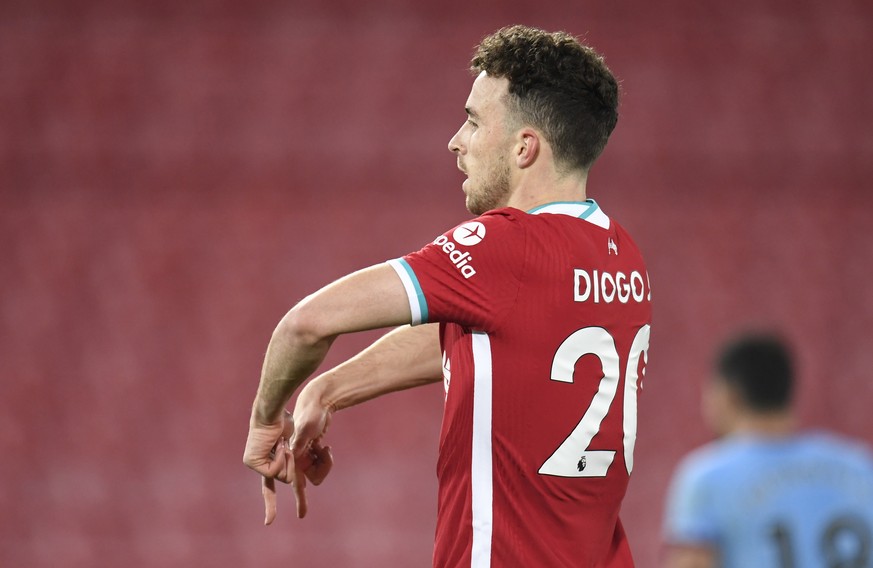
left=2, top=0, right=872, bottom=566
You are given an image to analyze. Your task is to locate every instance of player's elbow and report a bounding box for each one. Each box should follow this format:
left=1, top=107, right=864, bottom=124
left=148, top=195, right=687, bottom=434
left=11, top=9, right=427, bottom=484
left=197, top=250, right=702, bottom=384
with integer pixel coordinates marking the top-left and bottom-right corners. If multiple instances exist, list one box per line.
left=275, top=301, right=334, bottom=348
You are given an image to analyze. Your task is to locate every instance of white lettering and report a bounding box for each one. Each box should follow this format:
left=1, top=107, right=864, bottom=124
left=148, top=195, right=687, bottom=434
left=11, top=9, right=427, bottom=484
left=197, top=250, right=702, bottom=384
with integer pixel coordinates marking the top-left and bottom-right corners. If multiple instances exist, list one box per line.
left=574, top=269, right=650, bottom=304
left=574, top=269, right=591, bottom=302
left=601, top=271, right=616, bottom=303
left=449, top=249, right=470, bottom=265
left=616, top=272, right=629, bottom=304
left=631, top=272, right=644, bottom=302
left=432, top=234, right=478, bottom=279
left=593, top=270, right=600, bottom=303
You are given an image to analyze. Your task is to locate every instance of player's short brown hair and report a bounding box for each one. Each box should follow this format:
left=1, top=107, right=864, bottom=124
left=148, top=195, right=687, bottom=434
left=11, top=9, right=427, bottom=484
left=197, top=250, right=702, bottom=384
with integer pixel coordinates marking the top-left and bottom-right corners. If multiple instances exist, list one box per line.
left=471, top=25, right=619, bottom=172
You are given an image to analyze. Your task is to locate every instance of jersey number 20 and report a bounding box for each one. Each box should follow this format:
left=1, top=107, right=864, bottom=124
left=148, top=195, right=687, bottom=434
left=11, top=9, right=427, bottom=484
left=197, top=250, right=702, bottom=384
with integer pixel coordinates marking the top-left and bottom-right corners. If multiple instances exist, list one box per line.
left=539, top=325, right=650, bottom=478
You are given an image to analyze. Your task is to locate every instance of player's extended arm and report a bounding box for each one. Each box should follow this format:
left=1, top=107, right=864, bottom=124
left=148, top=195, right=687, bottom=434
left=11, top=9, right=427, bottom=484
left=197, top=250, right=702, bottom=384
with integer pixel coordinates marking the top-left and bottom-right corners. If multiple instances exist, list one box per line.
left=250, top=263, right=414, bottom=426
left=243, top=262, right=439, bottom=523
left=291, top=322, right=442, bottom=450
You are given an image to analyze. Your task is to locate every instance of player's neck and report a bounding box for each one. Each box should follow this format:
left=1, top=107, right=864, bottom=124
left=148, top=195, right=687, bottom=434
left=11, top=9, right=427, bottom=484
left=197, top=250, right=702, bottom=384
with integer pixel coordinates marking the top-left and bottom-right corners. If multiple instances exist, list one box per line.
left=731, top=411, right=795, bottom=438
left=507, top=166, right=589, bottom=212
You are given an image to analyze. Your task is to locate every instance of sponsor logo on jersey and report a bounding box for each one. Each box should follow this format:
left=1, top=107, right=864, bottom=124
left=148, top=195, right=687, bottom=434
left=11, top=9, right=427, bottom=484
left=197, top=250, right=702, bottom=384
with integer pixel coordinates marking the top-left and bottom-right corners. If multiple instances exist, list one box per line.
left=452, top=222, right=486, bottom=246
left=608, top=238, right=618, bottom=255
left=574, top=268, right=651, bottom=304
left=433, top=223, right=483, bottom=279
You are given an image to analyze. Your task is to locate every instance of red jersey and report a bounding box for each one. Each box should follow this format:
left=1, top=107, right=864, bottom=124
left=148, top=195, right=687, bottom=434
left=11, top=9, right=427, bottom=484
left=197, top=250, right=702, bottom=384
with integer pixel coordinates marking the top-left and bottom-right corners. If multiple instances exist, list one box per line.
left=388, top=201, right=652, bottom=568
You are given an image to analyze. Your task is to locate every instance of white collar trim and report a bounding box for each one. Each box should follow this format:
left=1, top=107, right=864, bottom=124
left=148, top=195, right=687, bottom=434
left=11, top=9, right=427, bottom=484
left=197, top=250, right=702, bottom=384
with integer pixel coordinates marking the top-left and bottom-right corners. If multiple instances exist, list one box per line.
left=527, top=200, right=610, bottom=230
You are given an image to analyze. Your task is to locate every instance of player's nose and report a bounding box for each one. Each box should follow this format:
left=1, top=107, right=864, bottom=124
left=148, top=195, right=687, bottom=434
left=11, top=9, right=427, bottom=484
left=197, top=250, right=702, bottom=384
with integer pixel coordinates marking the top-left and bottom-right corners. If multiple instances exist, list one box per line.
left=448, top=128, right=465, bottom=155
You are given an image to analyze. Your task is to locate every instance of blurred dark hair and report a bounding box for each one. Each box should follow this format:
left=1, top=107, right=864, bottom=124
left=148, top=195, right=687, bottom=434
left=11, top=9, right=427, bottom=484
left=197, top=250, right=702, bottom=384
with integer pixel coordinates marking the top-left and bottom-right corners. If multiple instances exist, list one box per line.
left=471, top=25, right=619, bottom=172
left=716, top=333, right=795, bottom=411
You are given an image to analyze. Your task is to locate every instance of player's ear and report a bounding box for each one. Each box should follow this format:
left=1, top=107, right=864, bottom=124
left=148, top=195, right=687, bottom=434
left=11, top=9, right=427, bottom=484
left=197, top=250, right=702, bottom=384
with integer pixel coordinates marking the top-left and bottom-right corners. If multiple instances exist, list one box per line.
left=514, top=128, right=540, bottom=169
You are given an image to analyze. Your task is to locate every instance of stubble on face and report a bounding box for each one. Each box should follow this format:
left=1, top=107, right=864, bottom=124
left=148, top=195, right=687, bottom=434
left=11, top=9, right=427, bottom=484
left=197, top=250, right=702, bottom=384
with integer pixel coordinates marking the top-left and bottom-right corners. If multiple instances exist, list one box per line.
left=465, top=154, right=512, bottom=215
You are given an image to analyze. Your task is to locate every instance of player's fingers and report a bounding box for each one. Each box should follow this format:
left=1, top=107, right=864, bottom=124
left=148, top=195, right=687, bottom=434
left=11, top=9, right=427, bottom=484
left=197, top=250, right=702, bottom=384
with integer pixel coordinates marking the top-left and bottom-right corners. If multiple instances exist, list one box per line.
left=282, top=441, right=293, bottom=484
left=265, top=438, right=286, bottom=479
left=277, top=450, right=311, bottom=485
left=292, top=464, right=308, bottom=519
left=262, top=475, right=277, bottom=526
left=290, top=407, right=328, bottom=459
left=281, top=410, right=294, bottom=440
left=290, top=427, right=313, bottom=459
left=306, top=445, right=333, bottom=486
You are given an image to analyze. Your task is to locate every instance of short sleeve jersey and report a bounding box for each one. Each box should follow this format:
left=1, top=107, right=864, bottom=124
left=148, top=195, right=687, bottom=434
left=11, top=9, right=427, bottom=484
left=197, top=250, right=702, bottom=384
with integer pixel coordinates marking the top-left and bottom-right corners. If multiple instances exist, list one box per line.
left=663, top=432, right=873, bottom=568
left=388, top=201, right=653, bottom=568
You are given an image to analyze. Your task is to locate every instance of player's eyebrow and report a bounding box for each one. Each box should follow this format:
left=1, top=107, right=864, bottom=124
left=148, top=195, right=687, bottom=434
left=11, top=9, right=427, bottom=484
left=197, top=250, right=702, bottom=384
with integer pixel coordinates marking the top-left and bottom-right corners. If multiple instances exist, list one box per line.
left=465, top=107, right=481, bottom=121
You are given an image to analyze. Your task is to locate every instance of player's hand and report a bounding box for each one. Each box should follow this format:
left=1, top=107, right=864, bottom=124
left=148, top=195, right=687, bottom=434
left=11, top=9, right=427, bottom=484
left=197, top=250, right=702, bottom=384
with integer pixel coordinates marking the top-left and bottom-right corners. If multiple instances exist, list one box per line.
left=289, top=381, right=335, bottom=515
left=281, top=407, right=333, bottom=519
left=243, top=410, right=293, bottom=525
left=244, top=409, right=333, bottom=523
left=290, top=382, right=333, bottom=459
left=286, top=436, right=333, bottom=519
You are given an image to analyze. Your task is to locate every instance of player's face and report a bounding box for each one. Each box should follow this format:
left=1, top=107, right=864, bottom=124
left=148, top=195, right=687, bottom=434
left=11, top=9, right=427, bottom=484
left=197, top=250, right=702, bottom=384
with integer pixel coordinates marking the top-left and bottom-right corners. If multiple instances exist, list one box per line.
left=448, top=72, right=516, bottom=215
left=703, top=376, right=739, bottom=437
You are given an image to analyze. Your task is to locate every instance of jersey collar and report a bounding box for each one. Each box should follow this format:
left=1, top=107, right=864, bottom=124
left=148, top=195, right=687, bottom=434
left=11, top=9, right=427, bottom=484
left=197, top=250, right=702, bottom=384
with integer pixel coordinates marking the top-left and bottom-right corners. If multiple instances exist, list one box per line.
left=526, top=200, right=610, bottom=230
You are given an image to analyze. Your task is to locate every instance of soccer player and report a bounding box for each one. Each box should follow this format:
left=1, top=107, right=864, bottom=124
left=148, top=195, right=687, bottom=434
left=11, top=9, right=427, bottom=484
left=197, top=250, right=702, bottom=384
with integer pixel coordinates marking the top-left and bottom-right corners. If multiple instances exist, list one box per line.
left=244, top=25, right=652, bottom=567
left=662, top=333, right=873, bottom=568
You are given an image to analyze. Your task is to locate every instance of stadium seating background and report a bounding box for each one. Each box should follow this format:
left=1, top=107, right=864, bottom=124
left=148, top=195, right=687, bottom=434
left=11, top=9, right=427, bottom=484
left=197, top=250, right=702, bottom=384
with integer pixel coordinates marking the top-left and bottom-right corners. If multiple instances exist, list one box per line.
left=2, top=0, right=871, bottom=565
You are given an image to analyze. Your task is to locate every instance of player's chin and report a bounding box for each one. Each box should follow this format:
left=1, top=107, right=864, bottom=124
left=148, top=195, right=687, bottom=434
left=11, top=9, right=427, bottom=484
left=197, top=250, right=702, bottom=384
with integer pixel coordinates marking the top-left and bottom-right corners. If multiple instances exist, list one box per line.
left=464, top=193, right=482, bottom=216
left=461, top=186, right=482, bottom=215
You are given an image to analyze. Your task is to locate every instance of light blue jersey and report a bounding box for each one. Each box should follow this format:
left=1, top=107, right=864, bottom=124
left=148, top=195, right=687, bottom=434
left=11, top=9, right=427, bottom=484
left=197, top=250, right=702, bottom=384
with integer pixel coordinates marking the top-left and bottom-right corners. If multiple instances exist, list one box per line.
left=664, top=432, right=873, bottom=568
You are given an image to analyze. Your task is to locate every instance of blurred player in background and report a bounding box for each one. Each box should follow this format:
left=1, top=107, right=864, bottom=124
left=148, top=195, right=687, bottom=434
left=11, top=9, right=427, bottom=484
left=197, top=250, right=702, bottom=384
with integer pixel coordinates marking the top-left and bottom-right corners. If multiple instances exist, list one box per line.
left=662, top=333, right=873, bottom=568
left=244, top=25, right=652, bottom=567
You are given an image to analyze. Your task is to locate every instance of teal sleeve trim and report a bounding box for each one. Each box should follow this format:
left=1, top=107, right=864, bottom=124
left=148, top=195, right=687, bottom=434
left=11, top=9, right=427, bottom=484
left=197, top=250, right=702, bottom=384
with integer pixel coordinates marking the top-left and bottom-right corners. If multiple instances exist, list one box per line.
left=397, top=258, right=429, bottom=323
